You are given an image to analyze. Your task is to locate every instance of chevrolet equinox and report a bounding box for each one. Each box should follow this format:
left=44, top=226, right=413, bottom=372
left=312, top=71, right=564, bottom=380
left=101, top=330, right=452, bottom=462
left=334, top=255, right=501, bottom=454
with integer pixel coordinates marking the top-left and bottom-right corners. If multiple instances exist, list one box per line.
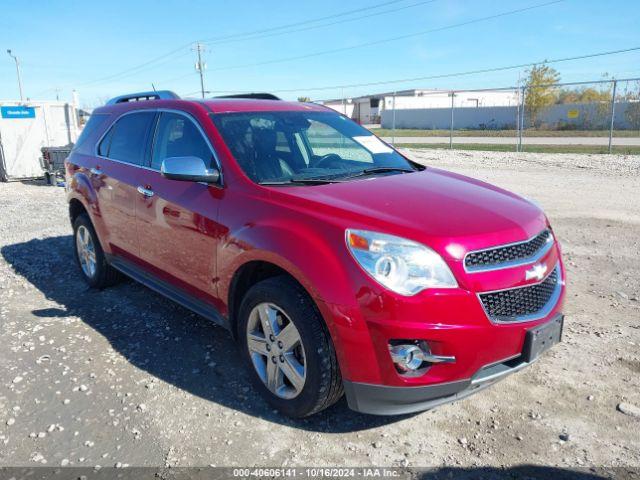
left=65, top=91, right=565, bottom=417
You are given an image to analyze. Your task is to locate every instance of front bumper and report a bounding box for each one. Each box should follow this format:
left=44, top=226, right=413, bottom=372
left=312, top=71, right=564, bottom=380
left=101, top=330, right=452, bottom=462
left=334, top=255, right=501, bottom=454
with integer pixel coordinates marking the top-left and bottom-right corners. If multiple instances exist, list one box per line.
left=343, top=313, right=563, bottom=415
left=344, top=349, right=536, bottom=415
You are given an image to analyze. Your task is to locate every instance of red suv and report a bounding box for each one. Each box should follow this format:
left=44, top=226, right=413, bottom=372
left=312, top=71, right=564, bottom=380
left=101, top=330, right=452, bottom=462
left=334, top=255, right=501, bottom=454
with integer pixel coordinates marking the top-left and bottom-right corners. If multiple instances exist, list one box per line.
left=65, top=91, right=565, bottom=417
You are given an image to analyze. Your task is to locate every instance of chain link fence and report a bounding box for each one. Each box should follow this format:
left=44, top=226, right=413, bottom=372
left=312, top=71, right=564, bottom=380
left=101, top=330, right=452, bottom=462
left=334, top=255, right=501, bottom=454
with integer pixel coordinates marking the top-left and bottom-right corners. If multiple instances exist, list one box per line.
left=328, top=78, right=640, bottom=154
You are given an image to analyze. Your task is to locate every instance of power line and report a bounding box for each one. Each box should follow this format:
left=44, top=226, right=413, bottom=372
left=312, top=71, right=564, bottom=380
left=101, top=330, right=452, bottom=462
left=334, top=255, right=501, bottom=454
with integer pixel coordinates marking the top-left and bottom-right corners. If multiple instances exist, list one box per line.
left=85, top=1, right=416, bottom=88
left=76, top=47, right=192, bottom=87
left=183, top=47, right=639, bottom=96
left=33, top=46, right=193, bottom=97
left=199, top=0, right=410, bottom=44
left=262, top=46, right=640, bottom=94
left=147, top=1, right=439, bottom=90
left=208, top=0, right=566, bottom=72
left=32, top=1, right=418, bottom=97
left=202, top=0, right=438, bottom=46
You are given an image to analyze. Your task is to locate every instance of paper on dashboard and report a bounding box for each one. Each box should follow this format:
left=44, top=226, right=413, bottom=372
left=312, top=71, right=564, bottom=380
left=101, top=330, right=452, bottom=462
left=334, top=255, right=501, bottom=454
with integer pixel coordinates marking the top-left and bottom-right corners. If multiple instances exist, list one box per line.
left=352, top=135, right=393, bottom=154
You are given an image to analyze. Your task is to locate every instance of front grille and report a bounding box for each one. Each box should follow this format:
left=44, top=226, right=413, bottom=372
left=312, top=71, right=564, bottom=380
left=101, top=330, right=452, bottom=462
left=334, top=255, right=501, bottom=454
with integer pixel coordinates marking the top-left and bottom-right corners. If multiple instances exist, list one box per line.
left=479, top=266, right=559, bottom=322
left=465, top=230, right=553, bottom=271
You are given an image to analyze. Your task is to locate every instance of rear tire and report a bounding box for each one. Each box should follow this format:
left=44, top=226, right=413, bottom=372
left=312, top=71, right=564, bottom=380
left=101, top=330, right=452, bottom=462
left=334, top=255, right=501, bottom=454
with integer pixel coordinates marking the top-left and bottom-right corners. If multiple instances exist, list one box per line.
left=238, top=276, right=343, bottom=417
left=73, top=213, right=121, bottom=288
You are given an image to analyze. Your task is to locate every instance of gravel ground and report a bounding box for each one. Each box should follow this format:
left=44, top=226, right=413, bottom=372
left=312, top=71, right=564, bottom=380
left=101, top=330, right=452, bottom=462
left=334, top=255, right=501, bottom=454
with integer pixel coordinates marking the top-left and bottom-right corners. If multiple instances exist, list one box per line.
left=1, top=150, right=639, bottom=473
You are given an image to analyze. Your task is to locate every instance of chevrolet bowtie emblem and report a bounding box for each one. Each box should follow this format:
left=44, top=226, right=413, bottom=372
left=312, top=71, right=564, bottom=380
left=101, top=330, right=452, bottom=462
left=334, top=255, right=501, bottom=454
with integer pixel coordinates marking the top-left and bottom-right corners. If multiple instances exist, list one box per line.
left=525, top=263, right=547, bottom=281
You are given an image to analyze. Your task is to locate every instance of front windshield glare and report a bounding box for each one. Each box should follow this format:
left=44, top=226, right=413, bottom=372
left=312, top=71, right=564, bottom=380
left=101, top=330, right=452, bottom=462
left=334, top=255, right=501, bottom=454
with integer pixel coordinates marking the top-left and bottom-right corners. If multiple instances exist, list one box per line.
left=210, top=111, right=417, bottom=184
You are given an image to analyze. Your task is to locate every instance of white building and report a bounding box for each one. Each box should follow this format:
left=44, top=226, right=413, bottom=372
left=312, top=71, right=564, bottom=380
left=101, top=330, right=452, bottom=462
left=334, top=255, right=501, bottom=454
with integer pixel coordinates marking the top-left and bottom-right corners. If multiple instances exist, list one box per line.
left=0, top=100, right=81, bottom=181
left=322, top=89, right=519, bottom=124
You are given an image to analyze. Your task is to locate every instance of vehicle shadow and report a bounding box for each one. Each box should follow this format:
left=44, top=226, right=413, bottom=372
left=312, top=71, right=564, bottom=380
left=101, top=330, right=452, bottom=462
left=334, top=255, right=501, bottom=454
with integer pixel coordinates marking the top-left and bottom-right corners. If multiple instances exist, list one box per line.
left=0, top=466, right=618, bottom=479
left=1, top=235, right=410, bottom=432
left=18, top=178, right=59, bottom=187
left=418, top=466, right=616, bottom=479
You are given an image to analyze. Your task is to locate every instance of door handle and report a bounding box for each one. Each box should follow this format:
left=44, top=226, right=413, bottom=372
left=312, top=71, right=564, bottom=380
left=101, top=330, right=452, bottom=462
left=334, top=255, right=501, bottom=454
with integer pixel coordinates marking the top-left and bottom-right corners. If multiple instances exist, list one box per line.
left=90, top=167, right=103, bottom=176
left=137, top=186, right=154, bottom=198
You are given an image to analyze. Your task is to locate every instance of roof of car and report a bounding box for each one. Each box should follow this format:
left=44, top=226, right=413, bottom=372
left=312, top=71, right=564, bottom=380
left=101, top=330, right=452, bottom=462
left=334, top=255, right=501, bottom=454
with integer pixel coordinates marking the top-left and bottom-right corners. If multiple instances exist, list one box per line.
left=200, top=98, right=329, bottom=114
left=94, top=97, right=330, bottom=115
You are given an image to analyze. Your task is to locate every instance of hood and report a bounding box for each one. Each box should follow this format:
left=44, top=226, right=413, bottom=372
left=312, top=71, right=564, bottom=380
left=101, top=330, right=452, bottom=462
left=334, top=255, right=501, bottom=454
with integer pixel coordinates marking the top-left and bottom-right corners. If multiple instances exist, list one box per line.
left=270, top=168, right=547, bottom=257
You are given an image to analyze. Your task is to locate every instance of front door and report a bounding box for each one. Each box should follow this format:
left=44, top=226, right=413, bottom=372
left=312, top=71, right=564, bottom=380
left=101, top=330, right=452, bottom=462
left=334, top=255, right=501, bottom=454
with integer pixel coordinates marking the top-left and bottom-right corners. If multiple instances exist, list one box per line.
left=135, top=111, right=224, bottom=303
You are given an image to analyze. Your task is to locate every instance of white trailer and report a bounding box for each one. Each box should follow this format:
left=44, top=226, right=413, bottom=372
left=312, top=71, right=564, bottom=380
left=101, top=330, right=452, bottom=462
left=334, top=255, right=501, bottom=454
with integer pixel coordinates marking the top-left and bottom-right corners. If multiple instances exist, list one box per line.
left=0, top=101, right=80, bottom=181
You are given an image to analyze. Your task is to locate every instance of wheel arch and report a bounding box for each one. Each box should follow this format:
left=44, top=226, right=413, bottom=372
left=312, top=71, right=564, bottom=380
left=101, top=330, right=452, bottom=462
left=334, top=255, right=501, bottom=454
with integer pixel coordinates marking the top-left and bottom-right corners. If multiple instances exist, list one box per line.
left=227, top=260, right=311, bottom=340
left=67, top=173, right=110, bottom=255
left=69, top=197, right=88, bottom=226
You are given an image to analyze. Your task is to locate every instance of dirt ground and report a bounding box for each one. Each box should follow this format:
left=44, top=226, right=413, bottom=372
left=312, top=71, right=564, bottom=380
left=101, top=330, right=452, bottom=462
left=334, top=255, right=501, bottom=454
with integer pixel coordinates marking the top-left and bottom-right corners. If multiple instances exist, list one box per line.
left=0, top=150, right=639, bottom=474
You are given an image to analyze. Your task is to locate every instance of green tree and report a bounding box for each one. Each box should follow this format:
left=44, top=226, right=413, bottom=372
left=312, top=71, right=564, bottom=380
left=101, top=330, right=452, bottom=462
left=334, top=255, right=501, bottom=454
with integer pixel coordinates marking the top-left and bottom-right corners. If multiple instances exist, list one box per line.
left=297, top=96, right=311, bottom=102
left=555, top=74, right=614, bottom=129
left=524, top=64, right=560, bottom=127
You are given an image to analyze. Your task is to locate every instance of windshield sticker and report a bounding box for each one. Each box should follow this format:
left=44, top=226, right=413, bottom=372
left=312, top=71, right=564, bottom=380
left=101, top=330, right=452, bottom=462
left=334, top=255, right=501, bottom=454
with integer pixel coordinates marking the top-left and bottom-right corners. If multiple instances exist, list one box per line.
left=352, top=135, right=393, bottom=154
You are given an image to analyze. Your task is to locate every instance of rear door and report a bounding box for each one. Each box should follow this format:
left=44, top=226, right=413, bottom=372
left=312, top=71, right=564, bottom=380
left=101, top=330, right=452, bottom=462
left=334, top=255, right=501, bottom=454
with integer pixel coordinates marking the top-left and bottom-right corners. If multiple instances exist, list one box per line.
left=134, top=110, right=224, bottom=302
left=94, top=110, right=156, bottom=261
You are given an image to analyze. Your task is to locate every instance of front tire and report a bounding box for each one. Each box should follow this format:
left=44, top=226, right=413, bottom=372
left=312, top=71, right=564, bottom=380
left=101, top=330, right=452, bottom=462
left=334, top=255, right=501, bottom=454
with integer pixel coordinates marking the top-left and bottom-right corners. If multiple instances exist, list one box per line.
left=73, top=213, right=121, bottom=288
left=238, top=276, right=343, bottom=417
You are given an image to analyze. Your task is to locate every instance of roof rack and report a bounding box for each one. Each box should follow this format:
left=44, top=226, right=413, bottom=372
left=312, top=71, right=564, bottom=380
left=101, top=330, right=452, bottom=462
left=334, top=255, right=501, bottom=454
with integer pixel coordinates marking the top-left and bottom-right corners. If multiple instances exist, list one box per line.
left=214, top=93, right=281, bottom=101
left=106, top=90, right=180, bottom=105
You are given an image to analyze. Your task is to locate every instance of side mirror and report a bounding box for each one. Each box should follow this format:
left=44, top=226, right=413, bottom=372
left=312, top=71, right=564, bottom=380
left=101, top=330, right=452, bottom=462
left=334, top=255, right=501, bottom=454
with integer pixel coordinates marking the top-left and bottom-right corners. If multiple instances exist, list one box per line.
left=160, top=156, right=220, bottom=184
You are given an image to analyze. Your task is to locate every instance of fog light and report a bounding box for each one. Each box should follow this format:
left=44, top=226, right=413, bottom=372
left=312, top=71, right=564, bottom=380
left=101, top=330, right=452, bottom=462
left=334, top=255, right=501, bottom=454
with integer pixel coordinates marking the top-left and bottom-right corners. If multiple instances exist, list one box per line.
left=389, top=342, right=457, bottom=373
left=389, top=345, right=424, bottom=372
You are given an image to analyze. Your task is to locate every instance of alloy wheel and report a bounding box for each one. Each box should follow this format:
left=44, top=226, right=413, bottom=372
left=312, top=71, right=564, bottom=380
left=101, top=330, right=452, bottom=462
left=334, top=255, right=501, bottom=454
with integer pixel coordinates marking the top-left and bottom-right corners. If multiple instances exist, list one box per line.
left=76, top=225, right=97, bottom=279
left=246, top=302, right=306, bottom=399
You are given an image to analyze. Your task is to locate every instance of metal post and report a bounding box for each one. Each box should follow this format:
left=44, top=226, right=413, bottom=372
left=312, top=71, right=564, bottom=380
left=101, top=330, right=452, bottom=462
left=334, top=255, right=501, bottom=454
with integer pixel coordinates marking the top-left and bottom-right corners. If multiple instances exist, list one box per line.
left=449, top=91, right=455, bottom=149
left=391, top=91, right=396, bottom=146
left=518, top=86, right=526, bottom=152
left=515, top=79, right=520, bottom=152
left=6, top=49, right=24, bottom=102
left=608, top=79, right=618, bottom=154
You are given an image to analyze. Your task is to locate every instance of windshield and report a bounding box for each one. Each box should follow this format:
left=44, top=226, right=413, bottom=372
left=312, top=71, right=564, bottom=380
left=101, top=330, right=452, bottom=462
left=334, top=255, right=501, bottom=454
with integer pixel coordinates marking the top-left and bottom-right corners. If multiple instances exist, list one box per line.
left=210, top=110, right=418, bottom=184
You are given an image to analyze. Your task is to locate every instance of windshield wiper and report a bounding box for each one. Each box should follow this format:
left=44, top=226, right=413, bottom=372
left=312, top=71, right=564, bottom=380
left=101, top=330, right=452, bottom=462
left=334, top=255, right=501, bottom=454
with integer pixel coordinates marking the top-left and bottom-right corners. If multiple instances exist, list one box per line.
left=259, top=167, right=414, bottom=185
left=259, top=177, right=340, bottom=186
left=363, top=166, right=415, bottom=174
left=340, top=166, right=415, bottom=180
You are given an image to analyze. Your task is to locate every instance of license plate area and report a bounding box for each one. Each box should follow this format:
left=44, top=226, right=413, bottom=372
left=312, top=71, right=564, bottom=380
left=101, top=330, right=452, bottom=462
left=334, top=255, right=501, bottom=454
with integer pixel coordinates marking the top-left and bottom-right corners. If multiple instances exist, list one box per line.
left=522, top=314, right=563, bottom=363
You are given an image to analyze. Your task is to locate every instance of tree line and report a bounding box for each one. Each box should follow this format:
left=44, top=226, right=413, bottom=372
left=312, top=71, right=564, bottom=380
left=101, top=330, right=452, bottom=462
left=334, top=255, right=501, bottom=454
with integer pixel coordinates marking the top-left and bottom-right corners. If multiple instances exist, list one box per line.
left=524, top=65, right=640, bottom=129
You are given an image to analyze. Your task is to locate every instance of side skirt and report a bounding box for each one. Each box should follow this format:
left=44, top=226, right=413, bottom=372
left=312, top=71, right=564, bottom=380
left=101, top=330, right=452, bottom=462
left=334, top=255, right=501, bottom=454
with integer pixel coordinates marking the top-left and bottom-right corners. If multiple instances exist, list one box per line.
left=106, top=254, right=229, bottom=330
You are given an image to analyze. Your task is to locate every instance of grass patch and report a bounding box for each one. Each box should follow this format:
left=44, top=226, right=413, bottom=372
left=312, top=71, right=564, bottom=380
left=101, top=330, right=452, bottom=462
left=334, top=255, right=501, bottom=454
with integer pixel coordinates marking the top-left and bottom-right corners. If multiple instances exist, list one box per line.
left=371, top=128, right=640, bottom=138
left=394, top=143, right=640, bottom=155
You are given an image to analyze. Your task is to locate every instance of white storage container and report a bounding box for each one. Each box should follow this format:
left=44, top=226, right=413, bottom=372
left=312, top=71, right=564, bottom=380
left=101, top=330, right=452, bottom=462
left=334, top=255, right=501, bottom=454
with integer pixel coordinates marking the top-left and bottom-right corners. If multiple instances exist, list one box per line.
left=0, top=101, right=80, bottom=181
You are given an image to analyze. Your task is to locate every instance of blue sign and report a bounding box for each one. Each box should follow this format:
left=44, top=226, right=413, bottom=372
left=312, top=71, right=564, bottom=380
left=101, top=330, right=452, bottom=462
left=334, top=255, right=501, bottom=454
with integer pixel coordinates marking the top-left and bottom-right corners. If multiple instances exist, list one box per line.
left=1, top=106, right=36, bottom=119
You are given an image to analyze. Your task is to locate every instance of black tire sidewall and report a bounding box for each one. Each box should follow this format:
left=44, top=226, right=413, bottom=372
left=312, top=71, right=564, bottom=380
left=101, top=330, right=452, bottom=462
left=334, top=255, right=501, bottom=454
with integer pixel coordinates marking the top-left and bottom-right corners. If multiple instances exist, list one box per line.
left=238, top=277, right=331, bottom=418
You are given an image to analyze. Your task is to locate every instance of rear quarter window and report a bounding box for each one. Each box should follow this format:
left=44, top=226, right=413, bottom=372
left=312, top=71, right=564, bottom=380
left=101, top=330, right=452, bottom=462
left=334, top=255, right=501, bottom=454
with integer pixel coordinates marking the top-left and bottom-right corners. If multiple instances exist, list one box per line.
left=73, top=113, right=110, bottom=155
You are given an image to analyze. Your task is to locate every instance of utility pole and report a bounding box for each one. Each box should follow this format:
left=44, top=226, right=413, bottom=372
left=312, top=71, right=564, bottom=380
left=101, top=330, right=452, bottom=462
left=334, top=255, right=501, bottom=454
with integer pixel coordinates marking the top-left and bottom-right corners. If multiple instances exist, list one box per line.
left=194, top=42, right=206, bottom=99
left=6, top=49, right=24, bottom=102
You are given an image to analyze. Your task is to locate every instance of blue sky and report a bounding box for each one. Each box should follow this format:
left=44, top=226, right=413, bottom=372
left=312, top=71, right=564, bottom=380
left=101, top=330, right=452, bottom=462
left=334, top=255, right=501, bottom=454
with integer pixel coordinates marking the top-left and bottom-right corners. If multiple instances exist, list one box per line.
left=1, top=0, right=639, bottom=107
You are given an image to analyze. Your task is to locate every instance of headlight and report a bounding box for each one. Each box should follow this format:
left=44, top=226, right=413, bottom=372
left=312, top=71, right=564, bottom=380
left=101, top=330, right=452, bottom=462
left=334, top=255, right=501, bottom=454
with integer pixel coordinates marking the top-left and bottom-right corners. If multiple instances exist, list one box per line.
left=346, top=229, right=457, bottom=295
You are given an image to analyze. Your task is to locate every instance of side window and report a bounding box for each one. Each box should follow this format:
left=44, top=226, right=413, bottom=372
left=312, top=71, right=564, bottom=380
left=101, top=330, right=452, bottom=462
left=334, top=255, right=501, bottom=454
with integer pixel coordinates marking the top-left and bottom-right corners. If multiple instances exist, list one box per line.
left=97, top=127, right=114, bottom=157
left=151, top=112, right=212, bottom=170
left=73, top=114, right=110, bottom=154
left=101, top=111, right=155, bottom=165
left=275, top=131, right=291, bottom=153
left=293, top=133, right=310, bottom=165
left=304, top=120, right=373, bottom=163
